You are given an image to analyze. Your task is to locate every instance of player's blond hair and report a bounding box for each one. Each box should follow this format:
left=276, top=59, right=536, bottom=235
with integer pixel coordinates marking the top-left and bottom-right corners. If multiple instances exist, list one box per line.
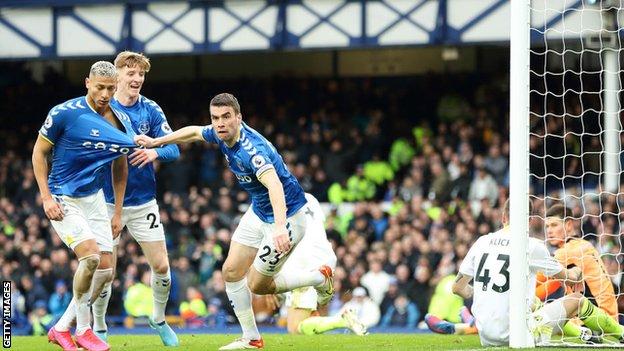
left=89, top=61, right=116, bottom=78
left=114, top=51, right=151, bottom=72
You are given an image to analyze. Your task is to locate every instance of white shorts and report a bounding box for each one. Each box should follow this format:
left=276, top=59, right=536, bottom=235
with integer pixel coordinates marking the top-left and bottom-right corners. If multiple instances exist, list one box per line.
left=476, top=318, right=509, bottom=346
left=233, top=193, right=327, bottom=276
left=530, top=298, right=568, bottom=341
left=282, top=194, right=337, bottom=310
left=107, top=199, right=164, bottom=245
left=50, top=190, right=113, bottom=252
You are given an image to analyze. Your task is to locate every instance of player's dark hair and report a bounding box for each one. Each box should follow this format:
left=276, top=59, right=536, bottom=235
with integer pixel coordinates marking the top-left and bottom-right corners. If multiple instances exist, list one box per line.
left=546, top=204, right=573, bottom=220
left=211, top=93, right=241, bottom=115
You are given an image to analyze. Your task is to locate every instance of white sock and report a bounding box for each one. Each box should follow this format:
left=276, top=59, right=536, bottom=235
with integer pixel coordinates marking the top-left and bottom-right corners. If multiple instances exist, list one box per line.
left=54, top=297, right=76, bottom=332
left=75, top=290, right=92, bottom=335
left=92, top=280, right=112, bottom=332
left=151, top=269, right=171, bottom=324
left=225, top=277, right=260, bottom=340
left=274, top=270, right=325, bottom=293
left=73, top=254, right=100, bottom=335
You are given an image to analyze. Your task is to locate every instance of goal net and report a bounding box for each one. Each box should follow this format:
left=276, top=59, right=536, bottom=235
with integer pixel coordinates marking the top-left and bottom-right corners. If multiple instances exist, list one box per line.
left=515, top=0, right=624, bottom=347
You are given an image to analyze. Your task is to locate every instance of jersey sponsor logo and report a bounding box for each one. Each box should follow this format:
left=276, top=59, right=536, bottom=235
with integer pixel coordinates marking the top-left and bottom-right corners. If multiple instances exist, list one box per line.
left=251, top=155, right=266, bottom=169
left=90, top=129, right=100, bottom=137
left=235, top=174, right=252, bottom=183
left=161, top=122, right=172, bottom=134
left=82, top=141, right=132, bottom=154
left=138, top=121, right=150, bottom=134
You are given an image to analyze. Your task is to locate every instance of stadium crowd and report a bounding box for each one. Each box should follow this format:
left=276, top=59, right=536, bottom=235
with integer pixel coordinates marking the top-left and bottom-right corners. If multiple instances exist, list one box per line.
left=2, top=61, right=621, bottom=335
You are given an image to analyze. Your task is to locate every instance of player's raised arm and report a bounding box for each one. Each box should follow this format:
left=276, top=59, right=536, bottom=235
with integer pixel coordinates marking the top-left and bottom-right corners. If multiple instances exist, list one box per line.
left=134, top=125, right=205, bottom=148
left=32, top=134, right=64, bottom=221
left=258, top=168, right=290, bottom=254
left=110, top=155, right=128, bottom=238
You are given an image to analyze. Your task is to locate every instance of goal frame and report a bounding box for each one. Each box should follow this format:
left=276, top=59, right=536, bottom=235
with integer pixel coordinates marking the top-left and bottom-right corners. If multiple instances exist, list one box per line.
left=509, top=0, right=532, bottom=348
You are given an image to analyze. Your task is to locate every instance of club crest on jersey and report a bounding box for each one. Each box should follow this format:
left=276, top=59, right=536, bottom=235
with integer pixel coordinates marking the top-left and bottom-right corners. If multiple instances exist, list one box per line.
left=251, top=155, right=266, bottom=169
left=90, top=129, right=100, bottom=137
left=138, top=121, right=150, bottom=134
left=44, top=115, right=53, bottom=129
left=161, top=122, right=172, bottom=134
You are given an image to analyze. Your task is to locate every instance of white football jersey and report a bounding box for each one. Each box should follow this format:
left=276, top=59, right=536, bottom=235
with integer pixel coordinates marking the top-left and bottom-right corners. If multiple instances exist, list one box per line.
left=459, top=227, right=563, bottom=346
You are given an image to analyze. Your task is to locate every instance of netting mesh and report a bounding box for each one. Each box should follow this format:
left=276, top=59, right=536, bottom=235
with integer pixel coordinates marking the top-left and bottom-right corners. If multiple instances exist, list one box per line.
left=529, top=0, right=624, bottom=346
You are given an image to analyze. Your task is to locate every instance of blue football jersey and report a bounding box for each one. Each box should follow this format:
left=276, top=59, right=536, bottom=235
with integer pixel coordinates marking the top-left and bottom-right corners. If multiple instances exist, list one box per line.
left=38, top=96, right=137, bottom=198
left=102, top=96, right=180, bottom=206
left=202, top=122, right=307, bottom=223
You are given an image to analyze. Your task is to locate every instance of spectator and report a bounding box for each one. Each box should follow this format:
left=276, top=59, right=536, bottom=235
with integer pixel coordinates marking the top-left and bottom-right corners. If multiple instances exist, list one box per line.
left=29, top=300, right=53, bottom=336
left=179, top=287, right=208, bottom=327
left=124, top=270, right=153, bottom=318
left=468, top=167, right=498, bottom=215
left=48, top=280, right=71, bottom=320
left=360, top=260, right=391, bottom=306
left=380, top=294, right=419, bottom=328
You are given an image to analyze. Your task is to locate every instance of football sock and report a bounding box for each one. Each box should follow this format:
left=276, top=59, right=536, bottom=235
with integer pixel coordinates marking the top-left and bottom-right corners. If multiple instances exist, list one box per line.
left=151, top=269, right=171, bottom=324
left=54, top=298, right=76, bottom=332
left=92, top=280, right=112, bottom=332
left=74, top=254, right=100, bottom=335
left=225, top=277, right=261, bottom=340
left=454, top=323, right=477, bottom=335
left=561, top=321, right=582, bottom=338
left=579, top=299, right=624, bottom=336
left=298, top=316, right=346, bottom=335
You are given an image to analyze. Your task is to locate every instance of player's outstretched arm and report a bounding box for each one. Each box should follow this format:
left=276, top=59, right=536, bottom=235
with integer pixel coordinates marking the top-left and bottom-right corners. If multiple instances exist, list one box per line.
left=134, top=126, right=204, bottom=148
left=452, top=273, right=474, bottom=299
left=32, top=135, right=64, bottom=221
left=111, top=155, right=128, bottom=238
left=258, top=169, right=290, bottom=254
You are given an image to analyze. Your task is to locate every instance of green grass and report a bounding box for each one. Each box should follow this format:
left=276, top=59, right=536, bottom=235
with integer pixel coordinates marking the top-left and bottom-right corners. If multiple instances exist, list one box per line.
left=13, top=334, right=482, bottom=351
left=10, top=333, right=613, bottom=350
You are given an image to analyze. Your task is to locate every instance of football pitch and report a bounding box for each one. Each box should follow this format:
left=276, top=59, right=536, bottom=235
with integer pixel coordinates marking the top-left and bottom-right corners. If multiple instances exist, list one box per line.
left=9, top=333, right=599, bottom=350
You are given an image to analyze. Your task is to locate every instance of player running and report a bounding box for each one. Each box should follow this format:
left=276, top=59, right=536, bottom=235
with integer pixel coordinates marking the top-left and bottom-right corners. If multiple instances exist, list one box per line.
left=89, top=51, right=180, bottom=346
left=32, top=61, right=135, bottom=351
left=135, top=93, right=334, bottom=350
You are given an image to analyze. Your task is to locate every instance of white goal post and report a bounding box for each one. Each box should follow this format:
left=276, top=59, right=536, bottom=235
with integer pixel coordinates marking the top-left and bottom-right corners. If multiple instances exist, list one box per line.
left=510, top=0, right=623, bottom=348
left=509, top=0, right=532, bottom=347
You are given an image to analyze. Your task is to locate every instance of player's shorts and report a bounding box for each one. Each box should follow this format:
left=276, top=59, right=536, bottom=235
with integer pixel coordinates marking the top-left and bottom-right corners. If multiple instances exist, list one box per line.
left=234, top=193, right=327, bottom=276
left=107, top=199, right=164, bottom=245
left=50, top=190, right=113, bottom=252
left=530, top=298, right=568, bottom=337
left=282, top=195, right=337, bottom=309
left=476, top=318, right=509, bottom=346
